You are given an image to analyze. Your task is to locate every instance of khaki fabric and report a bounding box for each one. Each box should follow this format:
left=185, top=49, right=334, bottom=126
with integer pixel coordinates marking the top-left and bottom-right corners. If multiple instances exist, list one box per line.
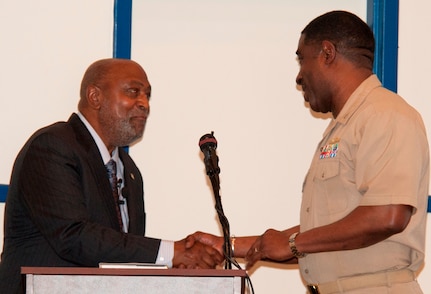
left=299, top=75, right=429, bottom=293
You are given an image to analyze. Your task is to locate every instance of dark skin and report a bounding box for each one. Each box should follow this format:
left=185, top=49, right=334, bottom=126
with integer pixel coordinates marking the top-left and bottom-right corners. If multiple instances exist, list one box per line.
left=295, top=36, right=371, bottom=118
left=187, top=35, right=414, bottom=269
left=79, top=59, right=223, bottom=269
left=78, top=59, right=152, bottom=154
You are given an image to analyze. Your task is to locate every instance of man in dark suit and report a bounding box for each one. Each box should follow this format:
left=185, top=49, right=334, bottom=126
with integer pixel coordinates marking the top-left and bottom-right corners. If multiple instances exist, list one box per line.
left=0, top=58, right=223, bottom=293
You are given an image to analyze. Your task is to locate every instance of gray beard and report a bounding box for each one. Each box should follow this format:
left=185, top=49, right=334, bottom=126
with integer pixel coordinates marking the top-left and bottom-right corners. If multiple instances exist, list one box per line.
left=99, top=105, right=144, bottom=147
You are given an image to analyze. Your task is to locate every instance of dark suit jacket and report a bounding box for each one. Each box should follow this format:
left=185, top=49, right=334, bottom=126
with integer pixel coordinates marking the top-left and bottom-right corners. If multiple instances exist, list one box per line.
left=0, top=113, right=160, bottom=293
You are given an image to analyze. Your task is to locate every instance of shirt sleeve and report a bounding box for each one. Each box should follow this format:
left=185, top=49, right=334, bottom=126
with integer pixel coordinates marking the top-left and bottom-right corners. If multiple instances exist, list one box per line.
left=155, top=240, right=174, bottom=268
left=356, top=109, right=428, bottom=208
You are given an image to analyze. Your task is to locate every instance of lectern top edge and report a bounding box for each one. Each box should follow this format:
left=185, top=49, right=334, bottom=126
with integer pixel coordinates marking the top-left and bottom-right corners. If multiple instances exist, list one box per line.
left=21, top=267, right=247, bottom=278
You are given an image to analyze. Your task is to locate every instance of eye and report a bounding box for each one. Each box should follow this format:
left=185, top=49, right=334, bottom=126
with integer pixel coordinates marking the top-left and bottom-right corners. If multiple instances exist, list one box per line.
left=126, top=88, right=140, bottom=97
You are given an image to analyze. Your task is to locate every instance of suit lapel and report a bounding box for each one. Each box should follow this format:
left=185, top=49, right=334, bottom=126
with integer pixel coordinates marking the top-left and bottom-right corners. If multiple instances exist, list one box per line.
left=68, top=114, right=122, bottom=231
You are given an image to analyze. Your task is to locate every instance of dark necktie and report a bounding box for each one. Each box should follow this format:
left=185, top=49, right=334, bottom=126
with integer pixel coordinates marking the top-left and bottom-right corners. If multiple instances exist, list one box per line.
left=106, top=159, right=123, bottom=231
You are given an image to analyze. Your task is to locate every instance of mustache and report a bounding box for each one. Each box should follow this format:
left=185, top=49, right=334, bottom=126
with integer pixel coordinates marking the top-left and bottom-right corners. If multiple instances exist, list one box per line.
left=129, top=108, right=149, bottom=117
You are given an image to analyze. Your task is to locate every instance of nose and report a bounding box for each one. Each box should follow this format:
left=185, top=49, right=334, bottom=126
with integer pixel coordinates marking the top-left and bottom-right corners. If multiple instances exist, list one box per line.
left=137, top=95, right=150, bottom=115
left=296, top=72, right=302, bottom=86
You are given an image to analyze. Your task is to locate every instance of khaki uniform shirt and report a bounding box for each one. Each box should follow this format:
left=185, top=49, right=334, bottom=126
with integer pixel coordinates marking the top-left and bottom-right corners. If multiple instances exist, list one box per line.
left=299, top=75, right=429, bottom=285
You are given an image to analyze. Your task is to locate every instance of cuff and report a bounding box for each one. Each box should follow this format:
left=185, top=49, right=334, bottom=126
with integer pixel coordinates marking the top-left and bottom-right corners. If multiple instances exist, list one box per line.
left=155, top=240, right=174, bottom=268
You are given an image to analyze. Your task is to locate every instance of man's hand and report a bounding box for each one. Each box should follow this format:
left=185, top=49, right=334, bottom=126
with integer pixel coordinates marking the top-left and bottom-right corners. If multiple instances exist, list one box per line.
left=185, top=231, right=224, bottom=256
left=173, top=236, right=224, bottom=269
left=245, top=229, right=292, bottom=269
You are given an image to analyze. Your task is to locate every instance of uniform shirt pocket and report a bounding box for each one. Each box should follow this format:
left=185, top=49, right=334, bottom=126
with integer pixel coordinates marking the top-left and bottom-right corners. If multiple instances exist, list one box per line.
left=313, top=159, right=349, bottom=217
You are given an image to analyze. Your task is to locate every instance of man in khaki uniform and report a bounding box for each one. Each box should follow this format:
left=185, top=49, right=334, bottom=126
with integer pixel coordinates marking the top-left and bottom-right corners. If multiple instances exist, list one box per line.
left=190, top=10, right=429, bottom=294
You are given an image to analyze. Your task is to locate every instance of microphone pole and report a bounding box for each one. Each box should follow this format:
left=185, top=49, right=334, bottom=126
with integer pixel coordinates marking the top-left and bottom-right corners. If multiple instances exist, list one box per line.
left=199, top=132, right=232, bottom=269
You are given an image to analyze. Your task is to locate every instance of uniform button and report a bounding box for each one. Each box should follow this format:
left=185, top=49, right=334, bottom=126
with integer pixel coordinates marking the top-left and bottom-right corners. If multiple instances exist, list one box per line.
left=306, top=207, right=310, bottom=213
left=305, top=269, right=309, bottom=274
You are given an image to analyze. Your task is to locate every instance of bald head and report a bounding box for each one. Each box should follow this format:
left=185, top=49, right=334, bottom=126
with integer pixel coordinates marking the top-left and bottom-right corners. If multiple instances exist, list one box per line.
left=78, top=58, right=146, bottom=110
left=77, top=58, right=151, bottom=151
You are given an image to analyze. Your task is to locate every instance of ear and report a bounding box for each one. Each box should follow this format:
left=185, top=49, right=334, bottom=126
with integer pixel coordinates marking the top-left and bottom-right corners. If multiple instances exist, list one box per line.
left=86, top=85, right=102, bottom=109
left=321, top=40, right=336, bottom=64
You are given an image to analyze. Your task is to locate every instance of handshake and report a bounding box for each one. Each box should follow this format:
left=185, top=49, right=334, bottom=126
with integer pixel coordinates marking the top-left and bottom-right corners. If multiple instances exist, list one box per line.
left=172, top=229, right=297, bottom=269
left=172, top=232, right=225, bottom=269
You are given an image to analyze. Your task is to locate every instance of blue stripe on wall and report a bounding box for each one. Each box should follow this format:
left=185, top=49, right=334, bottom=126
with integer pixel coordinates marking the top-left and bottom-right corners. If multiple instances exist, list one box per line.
left=113, top=0, right=132, bottom=59
left=367, top=0, right=399, bottom=92
left=0, top=182, right=430, bottom=211
left=113, top=0, right=132, bottom=154
left=0, top=185, right=7, bottom=203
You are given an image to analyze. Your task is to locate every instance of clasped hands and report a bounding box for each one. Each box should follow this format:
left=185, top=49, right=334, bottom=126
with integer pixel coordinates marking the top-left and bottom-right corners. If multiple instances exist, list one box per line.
left=172, top=234, right=224, bottom=269
left=179, top=229, right=294, bottom=270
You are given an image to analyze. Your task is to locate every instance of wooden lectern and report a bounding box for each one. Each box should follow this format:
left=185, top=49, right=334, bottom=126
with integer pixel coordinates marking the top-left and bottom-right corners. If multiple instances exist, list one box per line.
left=22, top=267, right=247, bottom=294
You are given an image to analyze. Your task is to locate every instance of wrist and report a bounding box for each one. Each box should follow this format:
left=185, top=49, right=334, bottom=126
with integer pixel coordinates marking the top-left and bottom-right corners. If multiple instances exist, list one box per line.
left=289, top=232, right=307, bottom=258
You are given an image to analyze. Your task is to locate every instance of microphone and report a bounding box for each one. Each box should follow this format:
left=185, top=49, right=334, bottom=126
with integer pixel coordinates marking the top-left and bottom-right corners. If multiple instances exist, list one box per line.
left=198, top=132, right=220, bottom=177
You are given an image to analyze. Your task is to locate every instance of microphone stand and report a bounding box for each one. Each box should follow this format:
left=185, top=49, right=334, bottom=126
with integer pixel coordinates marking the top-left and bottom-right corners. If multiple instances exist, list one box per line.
left=207, top=167, right=232, bottom=269
left=201, top=134, right=232, bottom=269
